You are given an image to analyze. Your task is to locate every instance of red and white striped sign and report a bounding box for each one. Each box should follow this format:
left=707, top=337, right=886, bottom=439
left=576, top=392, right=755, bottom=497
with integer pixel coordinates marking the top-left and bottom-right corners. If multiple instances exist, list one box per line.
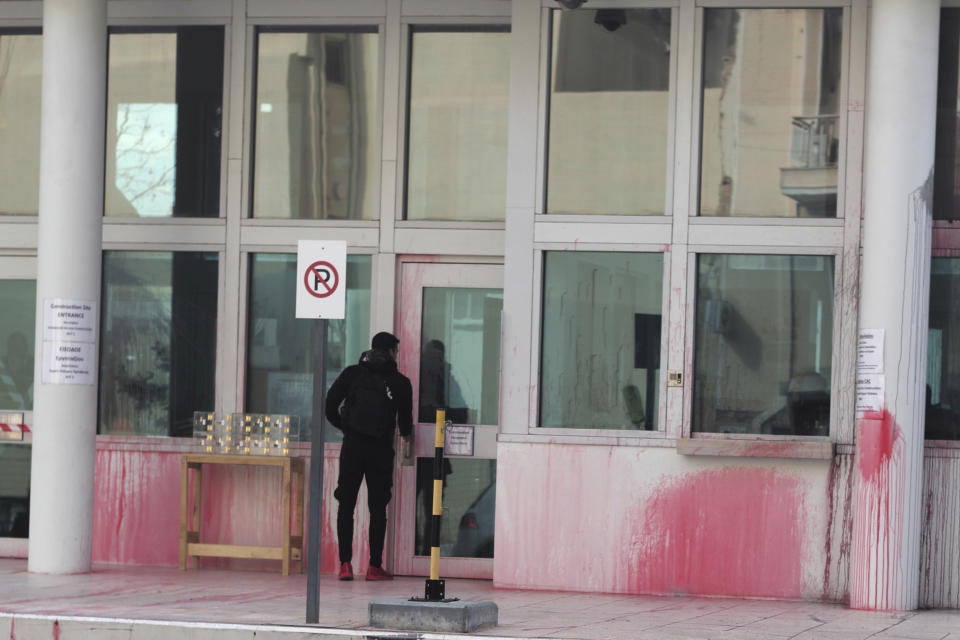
left=0, top=423, right=30, bottom=440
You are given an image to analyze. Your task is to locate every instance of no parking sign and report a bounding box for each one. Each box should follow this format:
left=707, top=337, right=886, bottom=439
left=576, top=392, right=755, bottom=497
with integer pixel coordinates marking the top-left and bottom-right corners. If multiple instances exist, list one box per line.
left=296, top=240, right=346, bottom=319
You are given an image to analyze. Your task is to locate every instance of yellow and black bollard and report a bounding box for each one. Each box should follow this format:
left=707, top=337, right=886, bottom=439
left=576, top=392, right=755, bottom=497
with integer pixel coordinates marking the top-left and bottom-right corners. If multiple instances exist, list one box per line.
left=424, top=408, right=448, bottom=601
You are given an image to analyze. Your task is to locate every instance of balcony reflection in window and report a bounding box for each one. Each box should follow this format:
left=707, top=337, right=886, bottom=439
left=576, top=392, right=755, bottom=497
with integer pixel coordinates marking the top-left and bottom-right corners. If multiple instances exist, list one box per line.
left=252, top=29, right=379, bottom=220
left=105, top=28, right=224, bottom=218
left=700, top=9, right=842, bottom=218
left=693, top=255, right=834, bottom=436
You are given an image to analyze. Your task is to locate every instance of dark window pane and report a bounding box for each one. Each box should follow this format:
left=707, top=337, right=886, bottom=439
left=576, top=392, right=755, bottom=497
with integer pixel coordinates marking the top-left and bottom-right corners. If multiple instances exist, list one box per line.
left=700, top=9, right=842, bottom=218
left=0, top=279, right=36, bottom=410
left=415, top=457, right=495, bottom=558
left=105, top=27, right=224, bottom=218
left=926, top=258, right=960, bottom=439
left=99, top=252, right=219, bottom=436
left=935, top=9, right=960, bottom=220
left=0, top=443, right=30, bottom=537
left=245, top=254, right=371, bottom=441
left=693, top=255, right=834, bottom=436
left=539, top=252, right=663, bottom=429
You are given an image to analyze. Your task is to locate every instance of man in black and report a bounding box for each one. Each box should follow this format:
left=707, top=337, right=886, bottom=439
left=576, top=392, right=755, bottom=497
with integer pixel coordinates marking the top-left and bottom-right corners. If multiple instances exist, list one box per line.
left=325, top=331, right=414, bottom=581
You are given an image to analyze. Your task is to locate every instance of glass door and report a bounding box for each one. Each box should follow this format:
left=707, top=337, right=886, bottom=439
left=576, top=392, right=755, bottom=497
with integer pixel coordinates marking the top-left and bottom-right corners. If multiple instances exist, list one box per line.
left=394, top=261, right=503, bottom=579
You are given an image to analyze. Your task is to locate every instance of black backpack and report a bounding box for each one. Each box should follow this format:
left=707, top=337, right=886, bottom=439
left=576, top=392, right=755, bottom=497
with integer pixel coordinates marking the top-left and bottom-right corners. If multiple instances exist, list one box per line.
left=342, top=366, right=395, bottom=437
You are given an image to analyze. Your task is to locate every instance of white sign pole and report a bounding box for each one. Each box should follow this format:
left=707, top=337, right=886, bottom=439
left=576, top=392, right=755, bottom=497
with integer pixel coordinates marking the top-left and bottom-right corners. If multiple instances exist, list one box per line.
left=298, top=241, right=346, bottom=624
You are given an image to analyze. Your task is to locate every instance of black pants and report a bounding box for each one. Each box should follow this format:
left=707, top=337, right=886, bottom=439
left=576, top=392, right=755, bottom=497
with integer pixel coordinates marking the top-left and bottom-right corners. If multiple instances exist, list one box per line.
left=334, top=436, right=394, bottom=567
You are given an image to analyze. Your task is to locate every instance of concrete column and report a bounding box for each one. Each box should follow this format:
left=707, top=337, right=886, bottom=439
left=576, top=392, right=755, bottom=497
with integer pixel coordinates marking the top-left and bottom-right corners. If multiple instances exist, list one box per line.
left=28, top=0, right=106, bottom=574
left=851, top=0, right=939, bottom=611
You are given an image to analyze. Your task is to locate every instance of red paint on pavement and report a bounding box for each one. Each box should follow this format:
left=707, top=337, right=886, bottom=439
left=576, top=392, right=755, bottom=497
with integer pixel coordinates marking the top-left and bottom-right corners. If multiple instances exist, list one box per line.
left=631, top=468, right=807, bottom=599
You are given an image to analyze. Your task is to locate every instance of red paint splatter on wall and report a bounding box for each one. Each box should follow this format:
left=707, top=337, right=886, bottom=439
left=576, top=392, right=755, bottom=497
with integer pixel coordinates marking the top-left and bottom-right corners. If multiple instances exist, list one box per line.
left=630, top=468, right=807, bottom=599
left=850, top=409, right=905, bottom=610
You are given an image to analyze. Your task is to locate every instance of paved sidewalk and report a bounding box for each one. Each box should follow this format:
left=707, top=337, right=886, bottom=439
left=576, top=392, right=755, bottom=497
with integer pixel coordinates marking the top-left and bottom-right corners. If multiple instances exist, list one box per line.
left=1, top=559, right=959, bottom=639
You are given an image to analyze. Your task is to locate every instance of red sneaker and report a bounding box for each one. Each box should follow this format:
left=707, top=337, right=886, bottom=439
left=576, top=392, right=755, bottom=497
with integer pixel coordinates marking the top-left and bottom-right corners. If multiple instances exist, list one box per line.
left=365, top=565, right=393, bottom=581
left=338, top=562, right=354, bottom=581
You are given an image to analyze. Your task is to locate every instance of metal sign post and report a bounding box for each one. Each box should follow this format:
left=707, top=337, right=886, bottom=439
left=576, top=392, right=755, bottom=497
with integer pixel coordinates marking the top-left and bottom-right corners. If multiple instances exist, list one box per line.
left=296, top=240, right=346, bottom=624
left=306, top=318, right=327, bottom=624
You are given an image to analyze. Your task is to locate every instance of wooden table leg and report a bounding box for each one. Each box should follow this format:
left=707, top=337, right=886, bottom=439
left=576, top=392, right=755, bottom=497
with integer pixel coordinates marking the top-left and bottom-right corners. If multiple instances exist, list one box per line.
left=191, top=462, right=202, bottom=569
left=179, top=457, right=188, bottom=570
left=294, top=462, right=304, bottom=573
left=282, top=459, right=292, bottom=576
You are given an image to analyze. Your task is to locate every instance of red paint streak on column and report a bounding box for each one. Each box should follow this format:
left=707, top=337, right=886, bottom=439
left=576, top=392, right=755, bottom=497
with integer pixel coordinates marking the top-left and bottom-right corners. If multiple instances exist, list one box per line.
left=631, top=468, right=806, bottom=599
left=8, top=618, right=14, bottom=640
left=51, top=620, right=59, bottom=640
left=850, top=409, right=904, bottom=610
left=857, top=410, right=899, bottom=481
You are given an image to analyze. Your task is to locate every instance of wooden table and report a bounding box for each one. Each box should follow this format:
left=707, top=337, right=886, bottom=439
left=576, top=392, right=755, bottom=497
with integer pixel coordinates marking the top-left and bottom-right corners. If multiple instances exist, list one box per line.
left=179, top=453, right=305, bottom=575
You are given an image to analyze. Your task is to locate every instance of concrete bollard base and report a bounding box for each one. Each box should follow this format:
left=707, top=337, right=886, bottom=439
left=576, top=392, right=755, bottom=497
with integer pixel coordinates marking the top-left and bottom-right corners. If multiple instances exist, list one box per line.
left=369, top=597, right=498, bottom=633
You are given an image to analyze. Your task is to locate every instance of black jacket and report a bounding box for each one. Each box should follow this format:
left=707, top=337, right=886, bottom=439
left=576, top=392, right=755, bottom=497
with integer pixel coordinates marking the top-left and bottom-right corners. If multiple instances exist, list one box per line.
left=325, top=348, right=414, bottom=445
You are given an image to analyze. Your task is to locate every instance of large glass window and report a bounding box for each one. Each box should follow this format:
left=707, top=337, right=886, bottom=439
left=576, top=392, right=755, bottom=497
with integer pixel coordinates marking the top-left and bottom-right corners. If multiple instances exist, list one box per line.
left=0, top=443, right=29, bottom=538
left=405, top=27, right=509, bottom=221
left=926, top=258, right=960, bottom=439
left=418, top=287, right=502, bottom=425
left=0, top=280, right=36, bottom=410
left=252, top=29, right=379, bottom=220
left=546, top=9, right=671, bottom=215
left=700, top=9, right=843, bottom=218
left=539, top=252, right=663, bottom=430
left=246, top=254, right=371, bottom=441
left=99, top=252, right=219, bottom=436
left=935, top=9, right=960, bottom=220
left=105, top=28, right=224, bottom=218
left=693, top=255, right=834, bottom=436
left=0, top=32, right=41, bottom=216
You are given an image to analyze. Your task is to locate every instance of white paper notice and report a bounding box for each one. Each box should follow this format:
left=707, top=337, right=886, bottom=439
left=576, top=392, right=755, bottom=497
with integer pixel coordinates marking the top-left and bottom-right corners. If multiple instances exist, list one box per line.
left=42, top=341, right=96, bottom=385
left=444, top=425, right=475, bottom=457
left=858, top=329, right=884, bottom=373
left=855, top=373, right=884, bottom=416
left=43, top=299, right=96, bottom=343
left=42, top=298, right=98, bottom=385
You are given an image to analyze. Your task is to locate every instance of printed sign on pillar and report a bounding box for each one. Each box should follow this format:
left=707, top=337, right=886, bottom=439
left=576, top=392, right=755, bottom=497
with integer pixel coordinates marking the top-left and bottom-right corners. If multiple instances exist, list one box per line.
left=296, top=240, right=347, bottom=320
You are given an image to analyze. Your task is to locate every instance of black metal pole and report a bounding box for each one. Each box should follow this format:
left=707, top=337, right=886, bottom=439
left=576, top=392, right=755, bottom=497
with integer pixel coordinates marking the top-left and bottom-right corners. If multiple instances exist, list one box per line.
left=306, top=318, right=328, bottom=623
left=424, top=408, right=446, bottom=601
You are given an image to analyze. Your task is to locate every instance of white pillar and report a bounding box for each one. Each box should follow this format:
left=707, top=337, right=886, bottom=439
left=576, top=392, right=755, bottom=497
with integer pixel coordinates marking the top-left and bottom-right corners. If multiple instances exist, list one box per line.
left=28, top=0, right=106, bottom=574
left=851, top=0, right=939, bottom=611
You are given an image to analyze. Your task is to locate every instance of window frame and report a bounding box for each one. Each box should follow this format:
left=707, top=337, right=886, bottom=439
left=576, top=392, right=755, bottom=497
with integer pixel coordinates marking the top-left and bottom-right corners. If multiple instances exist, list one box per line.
left=529, top=244, right=672, bottom=443
left=400, top=23, right=512, bottom=224
left=512, top=2, right=863, bottom=453
left=683, top=248, right=842, bottom=442
left=538, top=4, right=679, bottom=219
